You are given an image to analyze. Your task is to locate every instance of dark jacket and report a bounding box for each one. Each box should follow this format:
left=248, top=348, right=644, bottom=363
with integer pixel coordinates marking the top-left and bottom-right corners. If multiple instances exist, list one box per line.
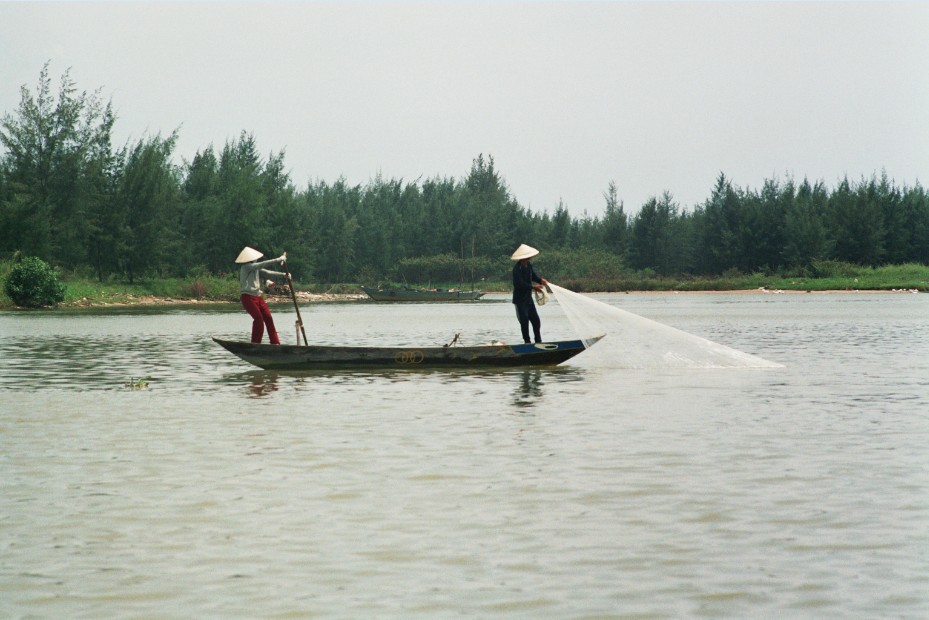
left=512, top=261, right=542, bottom=305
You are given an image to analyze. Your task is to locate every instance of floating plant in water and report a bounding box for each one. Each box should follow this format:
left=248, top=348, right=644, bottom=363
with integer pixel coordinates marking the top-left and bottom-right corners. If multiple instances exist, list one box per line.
left=126, top=376, right=152, bottom=390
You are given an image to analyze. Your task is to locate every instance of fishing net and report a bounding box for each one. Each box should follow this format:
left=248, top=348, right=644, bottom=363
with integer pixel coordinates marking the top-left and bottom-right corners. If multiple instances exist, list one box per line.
left=549, top=283, right=783, bottom=369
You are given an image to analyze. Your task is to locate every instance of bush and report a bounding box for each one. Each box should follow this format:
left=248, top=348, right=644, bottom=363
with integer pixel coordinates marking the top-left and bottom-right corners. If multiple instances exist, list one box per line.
left=186, top=279, right=208, bottom=299
left=809, top=260, right=860, bottom=278
left=4, top=256, right=66, bottom=307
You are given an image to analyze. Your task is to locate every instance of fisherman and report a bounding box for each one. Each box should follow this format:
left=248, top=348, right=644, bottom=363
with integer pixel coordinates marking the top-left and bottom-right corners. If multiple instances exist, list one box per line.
left=511, top=243, right=549, bottom=344
left=236, top=246, right=288, bottom=344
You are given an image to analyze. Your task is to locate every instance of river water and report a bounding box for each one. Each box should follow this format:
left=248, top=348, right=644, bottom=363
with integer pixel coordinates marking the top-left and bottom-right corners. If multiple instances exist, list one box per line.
left=1, top=292, right=927, bottom=619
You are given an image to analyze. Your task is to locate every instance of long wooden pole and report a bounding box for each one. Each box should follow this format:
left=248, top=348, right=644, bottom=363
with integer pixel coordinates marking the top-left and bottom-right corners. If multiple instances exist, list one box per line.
left=283, top=260, right=308, bottom=346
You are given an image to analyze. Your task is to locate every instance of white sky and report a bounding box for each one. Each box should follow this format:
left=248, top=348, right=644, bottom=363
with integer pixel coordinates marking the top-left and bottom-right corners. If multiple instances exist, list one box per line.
left=2, top=1, right=927, bottom=216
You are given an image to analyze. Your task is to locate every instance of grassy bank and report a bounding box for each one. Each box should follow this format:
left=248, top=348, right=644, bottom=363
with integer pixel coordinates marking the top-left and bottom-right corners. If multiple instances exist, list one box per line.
left=466, top=263, right=929, bottom=293
left=557, top=263, right=929, bottom=293
left=0, top=262, right=926, bottom=309
left=0, top=268, right=366, bottom=309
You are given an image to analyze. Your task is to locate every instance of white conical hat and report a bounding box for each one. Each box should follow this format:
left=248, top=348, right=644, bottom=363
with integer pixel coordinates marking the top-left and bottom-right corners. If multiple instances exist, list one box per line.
left=235, top=246, right=263, bottom=263
left=510, top=243, right=539, bottom=260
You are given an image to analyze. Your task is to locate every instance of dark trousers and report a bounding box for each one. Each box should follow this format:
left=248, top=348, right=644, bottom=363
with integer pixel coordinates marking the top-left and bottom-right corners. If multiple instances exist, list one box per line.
left=515, top=302, right=541, bottom=343
left=240, top=294, right=280, bottom=344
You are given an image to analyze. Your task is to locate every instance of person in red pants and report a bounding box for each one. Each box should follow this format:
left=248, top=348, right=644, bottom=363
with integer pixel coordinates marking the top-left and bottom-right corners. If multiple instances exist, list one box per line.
left=235, top=246, right=288, bottom=344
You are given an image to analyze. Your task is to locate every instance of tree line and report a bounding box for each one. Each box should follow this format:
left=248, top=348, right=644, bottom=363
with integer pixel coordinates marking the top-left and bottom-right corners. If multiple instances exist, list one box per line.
left=2, top=65, right=927, bottom=285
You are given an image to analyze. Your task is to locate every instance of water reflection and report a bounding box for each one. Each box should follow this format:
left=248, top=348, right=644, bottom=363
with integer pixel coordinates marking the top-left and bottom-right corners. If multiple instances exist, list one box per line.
left=225, top=371, right=282, bottom=399
left=216, top=364, right=587, bottom=404
left=512, top=369, right=543, bottom=408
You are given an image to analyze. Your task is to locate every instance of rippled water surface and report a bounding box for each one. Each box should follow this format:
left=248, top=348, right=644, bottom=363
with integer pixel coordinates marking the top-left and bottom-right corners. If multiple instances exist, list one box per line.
left=1, top=293, right=927, bottom=618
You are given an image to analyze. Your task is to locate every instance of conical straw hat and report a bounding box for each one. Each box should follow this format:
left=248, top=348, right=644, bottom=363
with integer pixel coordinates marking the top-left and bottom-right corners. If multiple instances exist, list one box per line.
left=510, top=244, right=539, bottom=260
left=235, top=246, right=264, bottom=263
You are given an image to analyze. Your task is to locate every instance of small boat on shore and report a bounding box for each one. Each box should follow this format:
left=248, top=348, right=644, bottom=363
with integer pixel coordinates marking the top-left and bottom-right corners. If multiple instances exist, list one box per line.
left=212, top=335, right=603, bottom=370
left=361, top=286, right=485, bottom=302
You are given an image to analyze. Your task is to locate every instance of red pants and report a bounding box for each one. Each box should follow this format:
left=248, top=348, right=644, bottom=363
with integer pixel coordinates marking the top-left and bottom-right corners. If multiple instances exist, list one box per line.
left=240, top=294, right=280, bottom=344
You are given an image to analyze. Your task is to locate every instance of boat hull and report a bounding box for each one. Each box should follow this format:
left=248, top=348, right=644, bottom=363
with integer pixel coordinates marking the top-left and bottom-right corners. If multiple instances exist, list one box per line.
left=212, top=336, right=602, bottom=370
left=361, top=286, right=484, bottom=302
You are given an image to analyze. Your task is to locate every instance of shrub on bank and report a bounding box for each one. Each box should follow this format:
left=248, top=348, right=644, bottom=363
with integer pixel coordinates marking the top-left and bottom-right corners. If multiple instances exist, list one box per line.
left=4, top=256, right=67, bottom=307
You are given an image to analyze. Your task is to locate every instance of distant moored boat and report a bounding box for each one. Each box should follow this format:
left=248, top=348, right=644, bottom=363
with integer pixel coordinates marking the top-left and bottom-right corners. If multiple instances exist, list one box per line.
left=361, top=286, right=484, bottom=302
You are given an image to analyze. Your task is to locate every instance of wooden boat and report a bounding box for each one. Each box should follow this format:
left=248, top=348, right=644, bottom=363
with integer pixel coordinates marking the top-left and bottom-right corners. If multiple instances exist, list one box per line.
left=361, top=286, right=485, bottom=302
left=212, top=335, right=603, bottom=370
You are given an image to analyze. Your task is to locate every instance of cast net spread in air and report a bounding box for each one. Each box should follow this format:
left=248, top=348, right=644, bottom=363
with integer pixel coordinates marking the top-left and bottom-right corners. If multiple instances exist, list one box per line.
left=549, top=283, right=783, bottom=369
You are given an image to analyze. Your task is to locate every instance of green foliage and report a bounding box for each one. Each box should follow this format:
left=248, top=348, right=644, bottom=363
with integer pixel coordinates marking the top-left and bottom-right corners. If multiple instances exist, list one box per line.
left=807, top=259, right=861, bottom=278
left=0, top=62, right=115, bottom=269
left=115, top=133, right=181, bottom=282
left=784, top=179, right=830, bottom=268
left=601, top=181, right=628, bottom=257
left=4, top=256, right=66, bottom=307
left=137, top=275, right=239, bottom=300
left=628, top=193, right=681, bottom=275
left=394, top=253, right=504, bottom=285
left=0, top=260, right=12, bottom=306
left=51, top=272, right=238, bottom=306
left=1, top=66, right=928, bottom=294
left=535, top=249, right=626, bottom=280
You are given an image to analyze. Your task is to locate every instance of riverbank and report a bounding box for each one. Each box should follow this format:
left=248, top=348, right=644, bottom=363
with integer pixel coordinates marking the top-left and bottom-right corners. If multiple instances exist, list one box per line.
left=1, top=270, right=925, bottom=310
left=2, top=287, right=925, bottom=310
left=23, top=286, right=918, bottom=310
left=54, top=290, right=367, bottom=309
left=2, top=260, right=927, bottom=309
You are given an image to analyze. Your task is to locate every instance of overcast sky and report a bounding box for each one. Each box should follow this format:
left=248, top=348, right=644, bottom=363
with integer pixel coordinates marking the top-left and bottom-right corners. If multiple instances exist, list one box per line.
left=2, top=1, right=927, bottom=216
